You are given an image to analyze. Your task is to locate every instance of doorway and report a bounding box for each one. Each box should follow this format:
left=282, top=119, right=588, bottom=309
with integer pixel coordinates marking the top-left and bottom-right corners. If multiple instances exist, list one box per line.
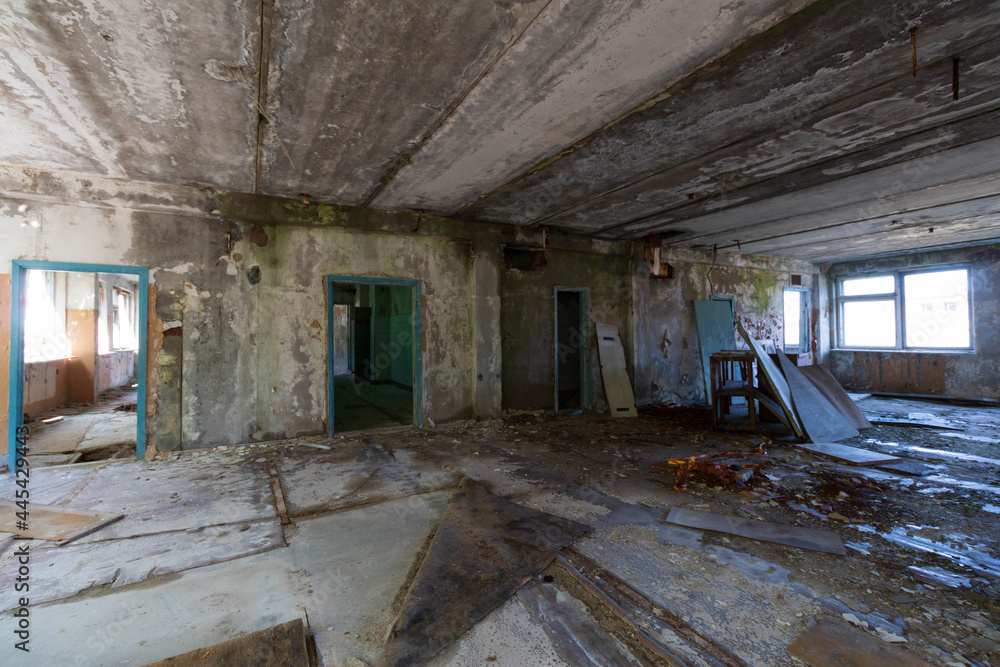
left=554, top=287, right=590, bottom=412
left=327, top=276, right=421, bottom=434
left=7, top=261, right=148, bottom=472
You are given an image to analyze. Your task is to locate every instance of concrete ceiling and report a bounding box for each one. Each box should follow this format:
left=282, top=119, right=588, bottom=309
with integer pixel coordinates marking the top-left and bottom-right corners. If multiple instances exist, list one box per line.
left=2, top=0, right=1000, bottom=262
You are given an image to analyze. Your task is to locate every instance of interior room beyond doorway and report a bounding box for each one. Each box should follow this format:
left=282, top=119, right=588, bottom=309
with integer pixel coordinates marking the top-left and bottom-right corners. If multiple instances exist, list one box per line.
left=329, top=280, right=417, bottom=433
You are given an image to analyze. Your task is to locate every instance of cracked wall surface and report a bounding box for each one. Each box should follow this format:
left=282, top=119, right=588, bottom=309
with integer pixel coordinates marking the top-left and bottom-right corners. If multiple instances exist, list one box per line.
left=0, top=167, right=626, bottom=455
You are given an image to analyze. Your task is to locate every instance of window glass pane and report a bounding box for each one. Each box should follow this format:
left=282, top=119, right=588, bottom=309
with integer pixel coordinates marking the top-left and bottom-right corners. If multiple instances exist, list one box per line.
left=842, top=300, right=896, bottom=347
left=841, top=275, right=895, bottom=296
left=783, top=290, right=801, bottom=348
left=904, top=269, right=970, bottom=348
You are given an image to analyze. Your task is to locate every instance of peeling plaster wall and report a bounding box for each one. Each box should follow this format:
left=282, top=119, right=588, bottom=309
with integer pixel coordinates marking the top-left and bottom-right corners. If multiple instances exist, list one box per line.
left=828, top=245, right=1000, bottom=401
left=251, top=225, right=477, bottom=439
left=632, top=245, right=819, bottom=406
left=0, top=167, right=629, bottom=453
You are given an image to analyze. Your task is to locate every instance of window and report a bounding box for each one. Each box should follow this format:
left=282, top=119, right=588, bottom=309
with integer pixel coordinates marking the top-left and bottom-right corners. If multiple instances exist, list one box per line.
left=24, top=270, right=64, bottom=362
left=112, top=288, right=137, bottom=350
left=837, top=267, right=971, bottom=350
left=903, top=269, right=970, bottom=348
left=783, top=289, right=808, bottom=352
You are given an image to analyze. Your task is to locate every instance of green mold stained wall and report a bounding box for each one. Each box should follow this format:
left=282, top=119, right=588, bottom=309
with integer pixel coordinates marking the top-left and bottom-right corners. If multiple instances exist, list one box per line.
left=252, top=224, right=477, bottom=437
left=632, top=245, right=818, bottom=407
left=500, top=248, right=631, bottom=411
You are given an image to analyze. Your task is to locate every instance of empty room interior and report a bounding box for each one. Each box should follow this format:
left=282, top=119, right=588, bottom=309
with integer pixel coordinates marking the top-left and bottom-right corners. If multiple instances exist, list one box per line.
left=1, top=1, right=999, bottom=665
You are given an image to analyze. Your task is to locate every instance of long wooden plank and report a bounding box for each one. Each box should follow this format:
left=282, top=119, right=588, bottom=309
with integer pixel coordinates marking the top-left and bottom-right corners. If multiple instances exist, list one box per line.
left=693, top=300, right=734, bottom=406
left=594, top=323, right=638, bottom=418
left=787, top=618, right=934, bottom=667
left=799, top=365, right=872, bottom=429
left=0, top=500, right=122, bottom=545
left=736, top=322, right=803, bottom=437
left=665, top=507, right=845, bottom=555
left=756, top=393, right=791, bottom=429
left=875, top=460, right=932, bottom=477
left=778, top=352, right=859, bottom=443
left=795, top=443, right=901, bottom=466
left=868, top=418, right=963, bottom=431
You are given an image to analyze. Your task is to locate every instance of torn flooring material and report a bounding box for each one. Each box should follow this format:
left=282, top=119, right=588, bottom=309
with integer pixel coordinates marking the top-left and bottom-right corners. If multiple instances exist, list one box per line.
left=0, top=500, right=122, bottom=545
left=794, top=442, right=902, bottom=467
left=378, top=477, right=590, bottom=667
left=786, top=617, right=934, bottom=667
left=143, top=618, right=309, bottom=667
left=664, top=506, right=846, bottom=555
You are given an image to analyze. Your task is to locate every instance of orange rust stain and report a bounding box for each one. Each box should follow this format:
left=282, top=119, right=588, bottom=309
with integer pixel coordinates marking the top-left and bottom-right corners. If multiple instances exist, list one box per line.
left=850, top=352, right=949, bottom=394
left=146, top=285, right=164, bottom=419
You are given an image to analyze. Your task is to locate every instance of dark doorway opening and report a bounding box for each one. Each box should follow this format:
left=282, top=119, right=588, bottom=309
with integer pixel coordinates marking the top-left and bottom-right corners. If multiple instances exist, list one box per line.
left=328, top=279, right=418, bottom=433
left=555, top=288, right=589, bottom=412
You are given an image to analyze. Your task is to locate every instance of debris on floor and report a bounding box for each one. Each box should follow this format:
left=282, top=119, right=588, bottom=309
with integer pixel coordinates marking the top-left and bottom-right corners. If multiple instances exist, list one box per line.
left=649, top=441, right=768, bottom=491
left=0, top=394, right=996, bottom=666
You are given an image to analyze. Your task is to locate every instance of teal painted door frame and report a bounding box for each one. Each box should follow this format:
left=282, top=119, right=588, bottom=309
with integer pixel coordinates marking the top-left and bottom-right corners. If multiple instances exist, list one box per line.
left=7, top=260, right=149, bottom=472
left=326, top=276, right=422, bottom=436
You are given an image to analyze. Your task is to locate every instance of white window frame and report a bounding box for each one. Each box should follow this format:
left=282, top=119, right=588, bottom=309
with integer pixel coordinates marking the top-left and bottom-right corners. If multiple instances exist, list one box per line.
left=835, top=266, right=973, bottom=351
left=783, top=288, right=809, bottom=353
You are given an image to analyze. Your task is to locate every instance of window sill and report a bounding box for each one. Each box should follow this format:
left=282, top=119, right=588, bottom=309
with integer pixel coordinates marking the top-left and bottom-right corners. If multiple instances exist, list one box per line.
left=831, top=348, right=977, bottom=355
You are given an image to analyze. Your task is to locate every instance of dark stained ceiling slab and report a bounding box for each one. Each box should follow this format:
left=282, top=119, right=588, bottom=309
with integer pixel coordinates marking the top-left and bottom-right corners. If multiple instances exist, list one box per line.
left=259, top=0, right=550, bottom=205
left=369, top=0, right=808, bottom=215
left=3, top=0, right=1000, bottom=261
left=0, top=0, right=259, bottom=191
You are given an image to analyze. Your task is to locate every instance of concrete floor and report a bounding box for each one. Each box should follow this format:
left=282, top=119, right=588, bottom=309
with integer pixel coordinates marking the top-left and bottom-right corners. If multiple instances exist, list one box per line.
left=332, top=375, right=413, bottom=432
left=26, top=387, right=138, bottom=465
left=0, top=397, right=998, bottom=665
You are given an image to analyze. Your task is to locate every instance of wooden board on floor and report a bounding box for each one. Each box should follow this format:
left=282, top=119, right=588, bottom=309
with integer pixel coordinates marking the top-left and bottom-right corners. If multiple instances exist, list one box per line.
left=876, top=460, right=933, bottom=476
left=0, top=500, right=122, bottom=545
left=736, top=322, right=803, bottom=437
left=594, top=323, right=637, bottom=418
left=693, top=300, right=735, bottom=406
left=787, top=618, right=933, bottom=667
left=799, top=365, right=872, bottom=430
left=868, top=418, right=963, bottom=431
left=144, top=618, right=309, bottom=667
left=795, top=443, right=902, bottom=466
left=665, top=506, right=846, bottom=555
left=779, top=353, right=859, bottom=444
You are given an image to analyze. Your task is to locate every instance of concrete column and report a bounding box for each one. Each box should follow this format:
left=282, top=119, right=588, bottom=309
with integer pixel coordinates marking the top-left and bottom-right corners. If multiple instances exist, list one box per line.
left=473, top=242, right=502, bottom=419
